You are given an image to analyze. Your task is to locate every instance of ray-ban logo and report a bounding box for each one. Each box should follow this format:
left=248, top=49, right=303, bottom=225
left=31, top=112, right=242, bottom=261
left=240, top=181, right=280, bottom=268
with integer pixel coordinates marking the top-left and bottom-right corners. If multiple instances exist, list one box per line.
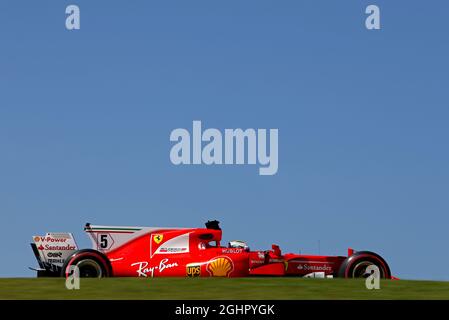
left=170, top=121, right=278, bottom=175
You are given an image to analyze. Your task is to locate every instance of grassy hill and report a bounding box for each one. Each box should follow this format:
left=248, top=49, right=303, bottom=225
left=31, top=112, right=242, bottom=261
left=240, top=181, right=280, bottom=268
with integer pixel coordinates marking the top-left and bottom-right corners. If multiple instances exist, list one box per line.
left=1, top=277, right=449, bottom=300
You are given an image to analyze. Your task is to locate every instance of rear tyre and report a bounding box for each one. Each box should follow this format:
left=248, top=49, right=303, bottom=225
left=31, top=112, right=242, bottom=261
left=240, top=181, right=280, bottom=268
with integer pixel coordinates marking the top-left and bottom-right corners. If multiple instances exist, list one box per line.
left=337, top=251, right=391, bottom=279
left=61, top=249, right=112, bottom=278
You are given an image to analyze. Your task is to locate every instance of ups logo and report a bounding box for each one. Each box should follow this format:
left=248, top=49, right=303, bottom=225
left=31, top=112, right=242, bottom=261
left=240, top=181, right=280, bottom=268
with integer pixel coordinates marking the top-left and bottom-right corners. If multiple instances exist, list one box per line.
left=186, top=264, right=201, bottom=277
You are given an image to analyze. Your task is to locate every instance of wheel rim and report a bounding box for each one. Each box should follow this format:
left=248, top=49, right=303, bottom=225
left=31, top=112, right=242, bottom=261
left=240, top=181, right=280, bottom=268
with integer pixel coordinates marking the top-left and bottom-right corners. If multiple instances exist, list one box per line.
left=75, top=259, right=103, bottom=278
left=351, top=261, right=382, bottom=278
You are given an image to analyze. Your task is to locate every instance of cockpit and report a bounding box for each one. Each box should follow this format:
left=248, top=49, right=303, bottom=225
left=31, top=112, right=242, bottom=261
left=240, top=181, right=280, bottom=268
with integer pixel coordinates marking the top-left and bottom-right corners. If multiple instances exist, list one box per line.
left=198, top=220, right=250, bottom=251
left=228, top=240, right=250, bottom=251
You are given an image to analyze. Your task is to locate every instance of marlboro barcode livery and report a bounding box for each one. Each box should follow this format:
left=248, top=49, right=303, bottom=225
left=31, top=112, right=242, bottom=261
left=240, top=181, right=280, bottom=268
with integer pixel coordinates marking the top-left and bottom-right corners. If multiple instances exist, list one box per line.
left=30, top=220, right=392, bottom=279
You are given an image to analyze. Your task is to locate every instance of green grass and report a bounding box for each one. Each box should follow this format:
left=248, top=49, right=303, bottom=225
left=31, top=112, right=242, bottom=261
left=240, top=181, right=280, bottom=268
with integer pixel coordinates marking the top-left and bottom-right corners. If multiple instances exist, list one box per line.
left=1, top=277, right=449, bottom=300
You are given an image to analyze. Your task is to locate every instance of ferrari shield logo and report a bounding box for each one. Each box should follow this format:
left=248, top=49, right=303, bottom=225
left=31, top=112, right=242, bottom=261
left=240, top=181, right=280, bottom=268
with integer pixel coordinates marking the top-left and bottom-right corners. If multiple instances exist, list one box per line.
left=153, top=234, right=163, bottom=244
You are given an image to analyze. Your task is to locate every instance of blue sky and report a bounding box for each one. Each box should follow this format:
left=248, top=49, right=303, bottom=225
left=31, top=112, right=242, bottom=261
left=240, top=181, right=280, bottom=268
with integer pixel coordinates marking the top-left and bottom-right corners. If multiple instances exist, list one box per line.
left=0, top=1, right=448, bottom=280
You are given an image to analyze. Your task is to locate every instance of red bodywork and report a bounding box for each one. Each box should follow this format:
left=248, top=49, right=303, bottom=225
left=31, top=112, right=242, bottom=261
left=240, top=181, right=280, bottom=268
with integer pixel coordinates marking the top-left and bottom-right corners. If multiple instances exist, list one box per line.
left=85, top=224, right=352, bottom=278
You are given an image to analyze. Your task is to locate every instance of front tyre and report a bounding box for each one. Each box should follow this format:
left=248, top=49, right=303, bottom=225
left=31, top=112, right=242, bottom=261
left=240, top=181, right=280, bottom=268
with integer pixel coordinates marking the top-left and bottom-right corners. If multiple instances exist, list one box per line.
left=337, top=251, right=391, bottom=279
left=61, top=249, right=112, bottom=278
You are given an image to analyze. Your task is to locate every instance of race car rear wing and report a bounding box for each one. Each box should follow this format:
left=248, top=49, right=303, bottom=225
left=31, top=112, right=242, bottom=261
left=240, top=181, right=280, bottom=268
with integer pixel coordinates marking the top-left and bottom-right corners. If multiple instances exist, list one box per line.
left=30, top=233, right=78, bottom=277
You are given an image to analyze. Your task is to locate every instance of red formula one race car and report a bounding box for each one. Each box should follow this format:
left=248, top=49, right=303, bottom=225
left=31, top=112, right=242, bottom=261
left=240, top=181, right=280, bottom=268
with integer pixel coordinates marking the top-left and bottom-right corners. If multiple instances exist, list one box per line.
left=30, top=220, right=392, bottom=279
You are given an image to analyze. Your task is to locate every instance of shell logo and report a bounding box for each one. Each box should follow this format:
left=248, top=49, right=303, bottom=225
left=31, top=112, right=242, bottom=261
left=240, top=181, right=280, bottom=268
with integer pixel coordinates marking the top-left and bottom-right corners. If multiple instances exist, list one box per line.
left=206, top=257, right=234, bottom=277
